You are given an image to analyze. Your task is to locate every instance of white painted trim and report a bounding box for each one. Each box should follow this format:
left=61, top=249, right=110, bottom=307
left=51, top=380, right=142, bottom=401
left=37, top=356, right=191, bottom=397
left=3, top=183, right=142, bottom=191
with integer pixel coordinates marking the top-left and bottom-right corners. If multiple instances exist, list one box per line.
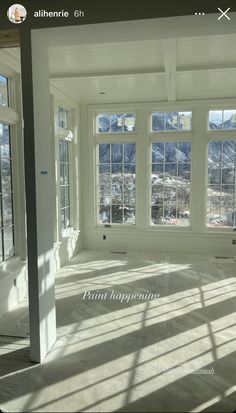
left=50, top=82, right=79, bottom=107
left=0, top=107, right=18, bottom=124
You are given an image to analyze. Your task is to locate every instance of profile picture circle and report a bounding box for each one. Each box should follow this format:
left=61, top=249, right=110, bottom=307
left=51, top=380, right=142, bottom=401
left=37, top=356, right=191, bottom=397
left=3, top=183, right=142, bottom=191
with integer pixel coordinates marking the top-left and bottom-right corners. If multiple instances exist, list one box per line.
left=7, top=4, right=27, bottom=24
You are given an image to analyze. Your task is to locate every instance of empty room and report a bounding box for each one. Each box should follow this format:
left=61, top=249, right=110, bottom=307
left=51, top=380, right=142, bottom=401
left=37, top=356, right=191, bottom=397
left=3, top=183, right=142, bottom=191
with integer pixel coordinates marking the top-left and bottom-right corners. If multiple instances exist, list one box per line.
left=0, top=3, right=236, bottom=412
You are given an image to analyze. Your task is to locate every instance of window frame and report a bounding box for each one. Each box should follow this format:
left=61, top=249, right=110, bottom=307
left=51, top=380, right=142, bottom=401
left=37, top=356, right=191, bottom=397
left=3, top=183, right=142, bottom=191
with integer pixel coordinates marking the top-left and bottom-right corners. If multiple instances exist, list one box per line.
left=0, top=122, right=15, bottom=261
left=0, top=74, right=10, bottom=108
left=0, top=69, right=25, bottom=266
left=59, top=138, right=71, bottom=231
left=148, top=106, right=194, bottom=230
left=92, top=107, right=138, bottom=228
left=208, top=108, right=236, bottom=131
left=88, top=101, right=236, bottom=235
left=54, top=98, right=78, bottom=240
left=149, top=139, right=193, bottom=228
left=206, top=104, right=236, bottom=232
left=96, top=141, right=137, bottom=227
left=150, top=110, right=193, bottom=134
left=95, top=111, right=137, bottom=135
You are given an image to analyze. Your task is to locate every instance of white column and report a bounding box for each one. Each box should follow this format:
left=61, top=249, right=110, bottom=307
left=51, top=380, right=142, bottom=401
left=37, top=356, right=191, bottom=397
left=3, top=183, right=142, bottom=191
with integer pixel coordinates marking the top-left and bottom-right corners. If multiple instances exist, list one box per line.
left=29, top=31, right=56, bottom=362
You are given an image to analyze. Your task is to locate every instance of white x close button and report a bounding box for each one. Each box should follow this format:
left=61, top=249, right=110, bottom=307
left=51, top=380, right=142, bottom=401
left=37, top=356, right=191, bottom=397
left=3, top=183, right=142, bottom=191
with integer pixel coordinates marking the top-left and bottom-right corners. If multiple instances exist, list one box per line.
left=217, top=7, right=231, bottom=20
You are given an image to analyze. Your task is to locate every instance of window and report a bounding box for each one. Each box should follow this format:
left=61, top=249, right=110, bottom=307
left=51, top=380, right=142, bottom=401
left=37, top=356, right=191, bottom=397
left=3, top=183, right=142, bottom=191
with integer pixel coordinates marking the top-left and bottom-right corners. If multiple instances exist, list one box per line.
left=209, top=110, right=236, bottom=130
left=151, top=142, right=191, bottom=226
left=59, top=140, right=71, bottom=229
left=58, top=107, right=69, bottom=130
left=0, top=123, right=14, bottom=261
left=151, top=111, right=192, bottom=132
left=96, top=113, right=136, bottom=134
left=98, top=143, right=136, bottom=224
left=0, top=75, right=9, bottom=107
left=207, top=140, right=236, bottom=228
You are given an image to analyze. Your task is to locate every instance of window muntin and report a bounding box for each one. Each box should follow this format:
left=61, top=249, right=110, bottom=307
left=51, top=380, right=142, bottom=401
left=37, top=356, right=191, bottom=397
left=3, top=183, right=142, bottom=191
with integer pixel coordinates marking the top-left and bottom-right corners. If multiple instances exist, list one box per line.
left=59, top=140, right=71, bottom=230
left=0, top=123, right=14, bottom=262
left=207, top=140, right=236, bottom=228
left=151, top=111, right=192, bottom=132
left=209, top=110, right=236, bottom=130
left=96, top=113, right=136, bottom=134
left=58, top=107, right=69, bottom=130
left=151, top=141, right=191, bottom=226
left=98, top=143, right=136, bottom=224
left=0, top=75, right=9, bottom=108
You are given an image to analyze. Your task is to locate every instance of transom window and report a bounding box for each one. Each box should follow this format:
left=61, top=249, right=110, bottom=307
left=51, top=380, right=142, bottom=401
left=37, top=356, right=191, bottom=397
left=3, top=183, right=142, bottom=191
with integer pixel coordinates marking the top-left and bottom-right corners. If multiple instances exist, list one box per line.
left=0, top=75, right=9, bottom=107
left=151, top=111, right=192, bottom=132
left=151, top=141, right=192, bottom=226
left=96, top=113, right=136, bottom=134
left=98, top=143, right=136, bottom=225
left=58, top=107, right=69, bottom=130
left=209, top=110, right=236, bottom=130
left=207, top=140, right=236, bottom=227
left=59, top=140, right=71, bottom=230
left=0, top=123, right=14, bottom=262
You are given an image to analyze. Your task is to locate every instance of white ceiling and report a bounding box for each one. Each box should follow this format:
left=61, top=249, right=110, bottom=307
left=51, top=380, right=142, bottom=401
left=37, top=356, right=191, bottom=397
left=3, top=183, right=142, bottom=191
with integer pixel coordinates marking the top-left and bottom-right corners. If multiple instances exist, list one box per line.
left=177, top=34, right=236, bottom=67
left=49, top=30, right=236, bottom=104
left=2, top=16, right=236, bottom=105
left=49, top=40, right=165, bottom=75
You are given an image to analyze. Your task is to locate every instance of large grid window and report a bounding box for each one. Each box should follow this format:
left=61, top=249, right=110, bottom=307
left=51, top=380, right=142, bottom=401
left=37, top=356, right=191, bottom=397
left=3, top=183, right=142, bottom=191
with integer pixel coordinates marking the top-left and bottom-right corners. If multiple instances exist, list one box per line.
left=98, top=143, right=136, bottom=224
left=59, top=140, right=71, bottom=230
left=151, top=142, right=191, bottom=226
left=0, top=75, right=9, bottom=107
left=0, top=123, right=14, bottom=261
left=207, top=140, right=236, bottom=227
left=151, top=111, right=192, bottom=132
left=96, top=113, right=136, bottom=134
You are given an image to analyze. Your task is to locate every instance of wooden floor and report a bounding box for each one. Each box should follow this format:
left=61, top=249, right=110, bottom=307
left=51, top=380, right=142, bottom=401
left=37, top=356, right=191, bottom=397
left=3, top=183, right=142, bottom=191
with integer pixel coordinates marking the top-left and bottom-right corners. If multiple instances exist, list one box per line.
left=0, top=336, right=32, bottom=377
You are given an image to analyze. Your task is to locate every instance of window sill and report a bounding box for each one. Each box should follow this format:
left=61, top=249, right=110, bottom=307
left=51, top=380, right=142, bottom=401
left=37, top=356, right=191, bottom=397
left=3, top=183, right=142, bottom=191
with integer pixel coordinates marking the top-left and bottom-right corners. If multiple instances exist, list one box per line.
left=203, top=228, right=236, bottom=235
left=61, top=227, right=80, bottom=239
left=148, top=225, right=192, bottom=232
left=96, top=224, right=136, bottom=229
left=0, top=257, right=27, bottom=280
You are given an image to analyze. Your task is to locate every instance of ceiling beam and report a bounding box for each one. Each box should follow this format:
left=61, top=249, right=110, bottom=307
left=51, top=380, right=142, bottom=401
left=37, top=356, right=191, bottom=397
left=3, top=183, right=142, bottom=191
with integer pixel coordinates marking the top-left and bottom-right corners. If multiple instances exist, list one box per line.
left=177, top=62, right=236, bottom=73
left=49, top=63, right=236, bottom=80
left=50, top=67, right=165, bottom=79
left=163, top=39, right=177, bottom=101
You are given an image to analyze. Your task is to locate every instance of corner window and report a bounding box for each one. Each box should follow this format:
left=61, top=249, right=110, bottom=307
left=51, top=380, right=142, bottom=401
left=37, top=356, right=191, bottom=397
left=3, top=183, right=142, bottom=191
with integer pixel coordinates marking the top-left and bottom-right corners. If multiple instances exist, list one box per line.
left=58, top=107, right=69, bottom=130
left=207, top=140, right=236, bottom=227
left=0, top=75, right=9, bottom=107
left=0, top=123, right=14, bottom=261
left=59, top=140, right=71, bottom=230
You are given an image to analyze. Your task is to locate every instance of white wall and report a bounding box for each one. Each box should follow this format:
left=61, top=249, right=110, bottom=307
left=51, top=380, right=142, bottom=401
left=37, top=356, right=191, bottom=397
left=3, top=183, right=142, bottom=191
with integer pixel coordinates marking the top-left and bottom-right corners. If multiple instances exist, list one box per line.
left=0, top=260, right=27, bottom=321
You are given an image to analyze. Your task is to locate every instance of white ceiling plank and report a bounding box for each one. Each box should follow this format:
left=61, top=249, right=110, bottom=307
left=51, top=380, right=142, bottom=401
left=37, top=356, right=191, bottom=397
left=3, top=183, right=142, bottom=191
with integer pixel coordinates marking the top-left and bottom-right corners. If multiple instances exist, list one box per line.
left=50, top=68, right=165, bottom=79
left=177, top=62, right=236, bottom=73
